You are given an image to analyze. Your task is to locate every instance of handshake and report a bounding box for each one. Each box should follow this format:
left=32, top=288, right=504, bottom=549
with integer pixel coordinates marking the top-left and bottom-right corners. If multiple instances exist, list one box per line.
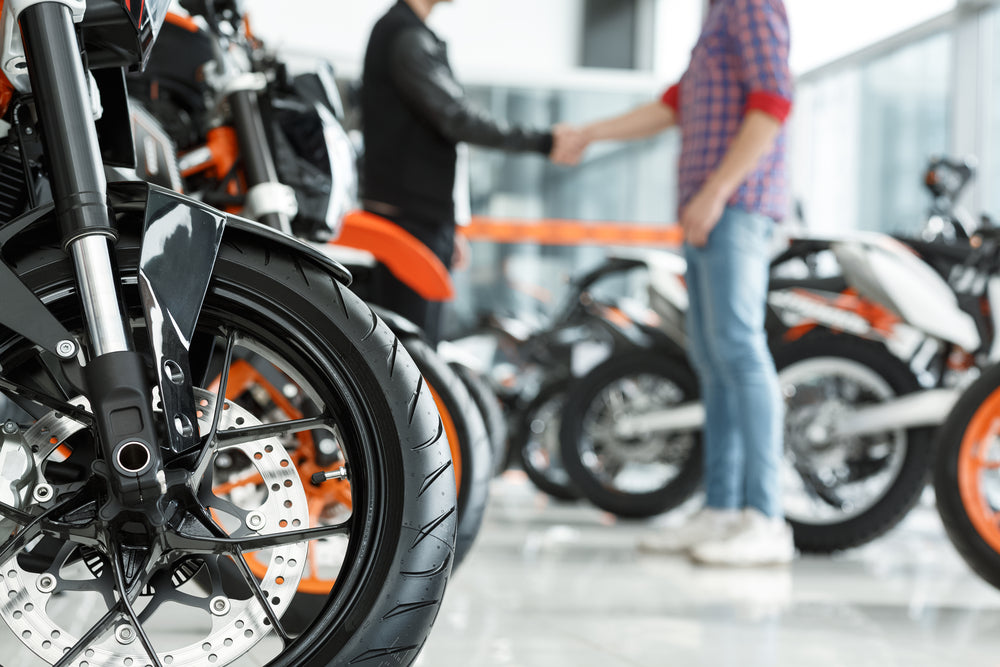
left=550, top=123, right=592, bottom=166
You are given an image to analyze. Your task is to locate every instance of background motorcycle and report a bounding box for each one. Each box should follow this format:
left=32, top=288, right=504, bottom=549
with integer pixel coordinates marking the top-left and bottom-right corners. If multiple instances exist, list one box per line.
left=448, top=254, right=653, bottom=500
left=558, top=224, right=992, bottom=551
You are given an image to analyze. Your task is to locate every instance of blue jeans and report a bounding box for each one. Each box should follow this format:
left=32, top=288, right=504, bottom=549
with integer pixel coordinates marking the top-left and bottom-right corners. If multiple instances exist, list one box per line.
left=684, top=206, right=783, bottom=518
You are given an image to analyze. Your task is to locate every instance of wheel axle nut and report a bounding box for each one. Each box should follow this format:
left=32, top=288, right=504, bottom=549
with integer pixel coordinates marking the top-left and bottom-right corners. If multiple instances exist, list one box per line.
left=36, top=574, right=56, bottom=594
left=210, top=596, right=231, bottom=616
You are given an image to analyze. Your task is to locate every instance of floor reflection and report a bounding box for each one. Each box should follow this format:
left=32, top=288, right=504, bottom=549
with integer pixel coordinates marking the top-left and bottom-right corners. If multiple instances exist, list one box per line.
left=418, top=476, right=1000, bottom=667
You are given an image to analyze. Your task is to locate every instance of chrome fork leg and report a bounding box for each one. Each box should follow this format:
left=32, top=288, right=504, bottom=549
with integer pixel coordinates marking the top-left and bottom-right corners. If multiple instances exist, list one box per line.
left=69, top=236, right=132, bottom=356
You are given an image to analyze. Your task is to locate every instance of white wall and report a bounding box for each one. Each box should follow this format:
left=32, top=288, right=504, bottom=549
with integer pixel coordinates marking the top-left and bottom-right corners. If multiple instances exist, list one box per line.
left=786, top=0, right=956, bottom=73
left=242, top=0, right=582, bottom=81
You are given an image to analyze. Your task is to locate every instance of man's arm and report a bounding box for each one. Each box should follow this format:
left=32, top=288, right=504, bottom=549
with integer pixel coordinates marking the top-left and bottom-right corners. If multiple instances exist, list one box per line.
left=551, top=84, right=680, bottom=165
left=680, top=111, right=783, bottom=246
left=390, top=28, right=552, bottom=154
left=582, top=101, right=677, bottom=143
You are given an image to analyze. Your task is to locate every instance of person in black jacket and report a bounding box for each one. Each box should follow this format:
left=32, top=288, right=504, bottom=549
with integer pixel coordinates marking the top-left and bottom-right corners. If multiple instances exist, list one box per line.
left=361, top=0, right=567, bottom=344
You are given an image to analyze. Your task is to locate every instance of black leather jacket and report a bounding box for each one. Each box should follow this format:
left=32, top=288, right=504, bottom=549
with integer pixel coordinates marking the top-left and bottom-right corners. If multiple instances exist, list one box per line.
left=362, top=1, right=553, bottom=226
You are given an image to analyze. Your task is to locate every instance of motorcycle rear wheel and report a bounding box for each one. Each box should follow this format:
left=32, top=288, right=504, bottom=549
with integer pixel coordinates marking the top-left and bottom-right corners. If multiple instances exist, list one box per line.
left=934, top=362, right=1000, bottom=590
left=559, top=351, right=703, bottom=518
left=0, top=225, right=456, bottom=666
left=775, top=333, right=932, bottom=552
left=451, top=363, right=510, bottom=477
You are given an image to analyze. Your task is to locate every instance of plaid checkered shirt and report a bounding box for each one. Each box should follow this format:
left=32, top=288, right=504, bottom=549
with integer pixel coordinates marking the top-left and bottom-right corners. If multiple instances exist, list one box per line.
left=661, top=0, right=793, bottom=221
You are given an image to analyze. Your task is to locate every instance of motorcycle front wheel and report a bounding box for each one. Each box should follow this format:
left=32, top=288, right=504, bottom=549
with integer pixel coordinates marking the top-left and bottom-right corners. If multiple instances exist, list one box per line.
left=0, top=224, right=456, bottom=666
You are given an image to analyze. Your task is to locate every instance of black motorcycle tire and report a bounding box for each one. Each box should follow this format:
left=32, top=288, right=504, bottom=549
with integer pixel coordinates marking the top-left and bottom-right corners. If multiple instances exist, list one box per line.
left=451, top=362, right=510, bottom=477
left=2, top=224, right=456, bottom=667
left=559, top=352, right=703, bottom=518
left=515, top=378, right=581, bottom=501
left=934, top=363, right=1000, bottom=590
left=405, top=337, right=491, bottom=568
left=774, top=333, right=932, bottom=553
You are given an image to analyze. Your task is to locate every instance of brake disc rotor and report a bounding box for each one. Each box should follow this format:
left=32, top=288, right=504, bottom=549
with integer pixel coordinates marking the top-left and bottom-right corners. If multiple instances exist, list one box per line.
left=0, top=388, right=309, bottom=667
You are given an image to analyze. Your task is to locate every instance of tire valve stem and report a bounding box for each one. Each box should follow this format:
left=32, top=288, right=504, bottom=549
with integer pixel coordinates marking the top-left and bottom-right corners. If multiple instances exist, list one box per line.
left=311, top=466, right=348, bottom=485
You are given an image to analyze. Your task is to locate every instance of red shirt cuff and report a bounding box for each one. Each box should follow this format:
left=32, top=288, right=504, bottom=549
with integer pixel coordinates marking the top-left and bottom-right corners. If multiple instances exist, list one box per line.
left=745, top=91, right=792, bottom=123
left=661, top=84, right=680, bottom=114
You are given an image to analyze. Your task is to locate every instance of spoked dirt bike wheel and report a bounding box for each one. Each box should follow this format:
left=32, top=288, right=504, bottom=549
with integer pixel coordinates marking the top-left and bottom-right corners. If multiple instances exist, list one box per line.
left=451, top=363, right=510, bottom=477
left=0, top=226, right=456, bottom=666
left=559, top=352, right=702, bottom=518
left=775, top=333, right=932, bottom=552
left=934, top=363, right=1000, bottom=590
left=515, top=378, right=581, bottom=501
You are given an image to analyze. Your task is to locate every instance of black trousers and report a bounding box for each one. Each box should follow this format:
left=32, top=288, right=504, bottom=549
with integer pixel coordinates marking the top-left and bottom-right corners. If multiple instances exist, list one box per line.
left=364, top=214, right=454, bottom=346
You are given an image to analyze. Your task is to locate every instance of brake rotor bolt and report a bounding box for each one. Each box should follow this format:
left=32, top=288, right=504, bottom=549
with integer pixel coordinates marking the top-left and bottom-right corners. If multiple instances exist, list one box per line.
left=246, top=512, right=266, bottom=531
left=210, top=597, right=231, bottom=616
left=55, top=340, right=76, bottom=359
left=32, top=484, right=53, bottom=504
left=115, top=624, right=136, bottom=645
left=2, top=421, right=17, bottom=435
left=36, top=574, right=56, bottom=594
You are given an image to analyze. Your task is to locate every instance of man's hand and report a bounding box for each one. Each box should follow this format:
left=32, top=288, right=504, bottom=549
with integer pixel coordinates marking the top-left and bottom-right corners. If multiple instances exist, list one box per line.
left=680, top=187, right=727, bottom=248
left=551, top=124, right=589, bottom=165
left=452, top=230, right=471, bottom=271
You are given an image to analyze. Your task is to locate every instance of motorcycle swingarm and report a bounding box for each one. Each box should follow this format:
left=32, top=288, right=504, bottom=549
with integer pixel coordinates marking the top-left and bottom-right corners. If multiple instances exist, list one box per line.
left=0, top=182, right=352, bottom=453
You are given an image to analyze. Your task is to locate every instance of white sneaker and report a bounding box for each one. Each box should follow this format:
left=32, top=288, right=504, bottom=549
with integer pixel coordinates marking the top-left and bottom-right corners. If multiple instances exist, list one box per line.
left=638, top=508, right=743, bottom=554
left=689, top=509, right=795, bottom=566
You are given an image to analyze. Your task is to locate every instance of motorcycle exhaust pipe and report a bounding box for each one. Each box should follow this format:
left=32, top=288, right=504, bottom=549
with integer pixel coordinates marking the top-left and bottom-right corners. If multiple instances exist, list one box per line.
left=614, top=388, right=958, bottom=440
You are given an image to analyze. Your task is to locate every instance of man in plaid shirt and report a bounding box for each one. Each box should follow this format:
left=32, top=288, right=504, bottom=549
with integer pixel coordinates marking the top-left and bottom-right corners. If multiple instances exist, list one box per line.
left=556, top=0, right=794, bottom=565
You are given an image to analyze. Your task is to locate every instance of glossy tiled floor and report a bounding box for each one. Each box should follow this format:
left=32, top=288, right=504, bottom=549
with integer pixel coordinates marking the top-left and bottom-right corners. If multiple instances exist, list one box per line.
left=6, top=475, right=1000, bottom=666
left=417, top=474, right=1000, bottom=667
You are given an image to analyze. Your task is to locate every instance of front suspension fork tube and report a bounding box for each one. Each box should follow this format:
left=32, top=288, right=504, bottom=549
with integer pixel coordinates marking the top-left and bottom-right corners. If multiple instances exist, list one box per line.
left=229, top=88, right=293, bottom=233
left=20, top=3, right=163, bottom=512
left=20, top=2, right=130, bottom=355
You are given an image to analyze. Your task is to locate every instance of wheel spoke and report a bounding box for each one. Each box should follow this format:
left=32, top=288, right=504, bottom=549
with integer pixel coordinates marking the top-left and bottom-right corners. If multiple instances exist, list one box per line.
left=206, top=329, right=239, bottom=448
left=52, top=601, right=125, bottom=667
left=215, top=416, right=333, bottom=447
left=0, top=501, right=32, bottom=526
left=167, top=520, right=351, bottom=555
left=232, top=551, right=293, bottom=645
left=0, top=490, right=98, bottom=565
left=107, top=538, right=163, bottom=667
left=190, top=330, right=239, bottom=486
left=795, top=463, right=846, bottom=509
left=0, top=377, right=94, bottom=425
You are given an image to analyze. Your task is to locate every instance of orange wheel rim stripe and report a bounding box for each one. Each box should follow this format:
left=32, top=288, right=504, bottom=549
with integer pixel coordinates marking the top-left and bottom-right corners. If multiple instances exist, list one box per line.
left=958, top=386, right=1000, bottom=553
left=427, top=381, right=462, bottom=494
